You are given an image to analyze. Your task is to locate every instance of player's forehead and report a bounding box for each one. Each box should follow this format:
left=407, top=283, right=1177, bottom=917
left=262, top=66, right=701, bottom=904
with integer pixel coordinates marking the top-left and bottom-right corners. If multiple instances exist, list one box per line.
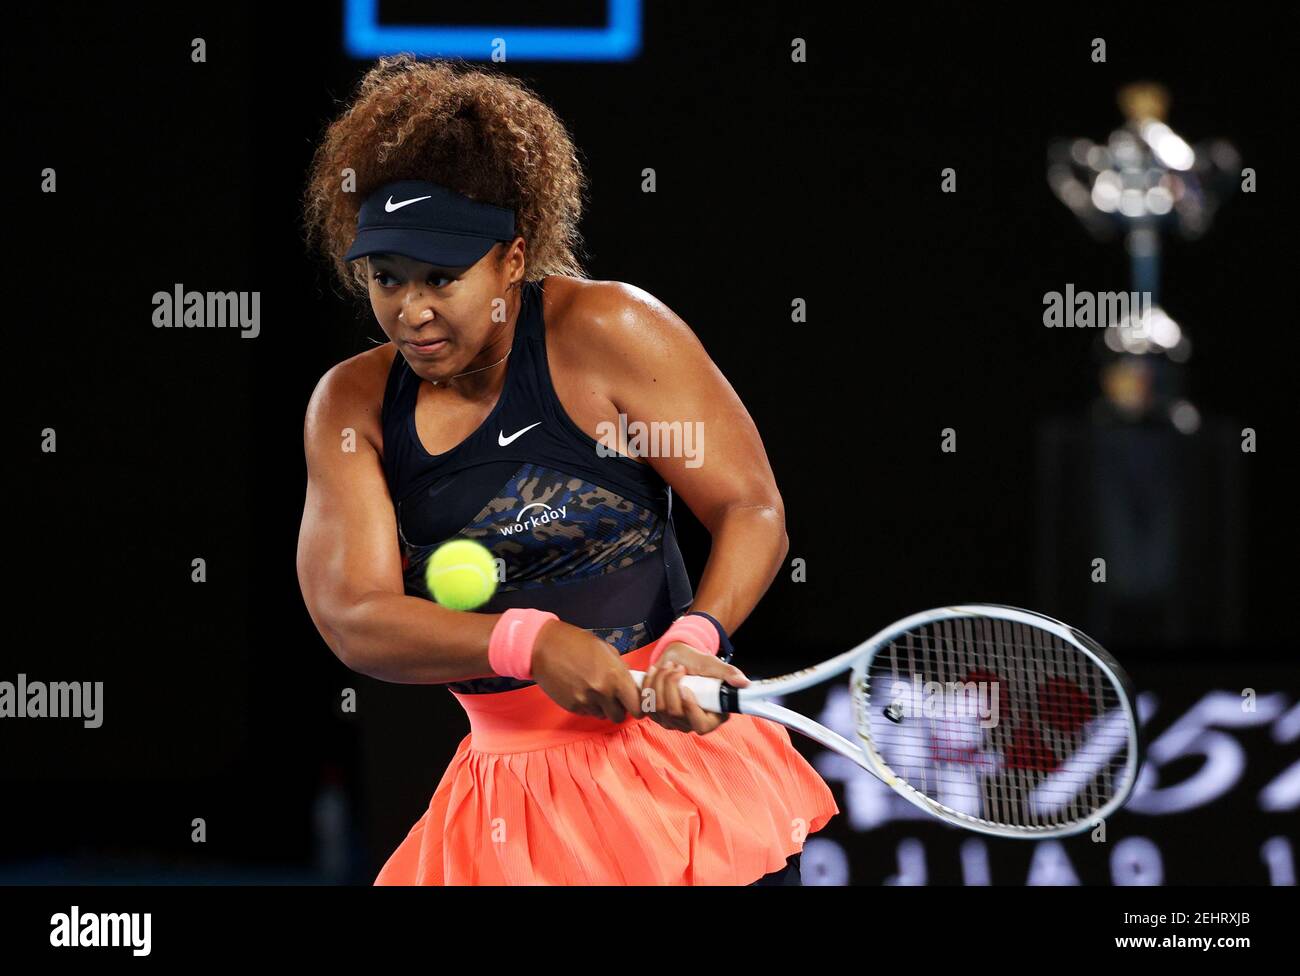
left=368, top=252, right=470, bottom=275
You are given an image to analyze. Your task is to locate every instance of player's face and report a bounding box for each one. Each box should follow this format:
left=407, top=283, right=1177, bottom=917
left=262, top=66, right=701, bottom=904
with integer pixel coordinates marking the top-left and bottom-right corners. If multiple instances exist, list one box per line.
left=366, top=242, right=520, bottom=384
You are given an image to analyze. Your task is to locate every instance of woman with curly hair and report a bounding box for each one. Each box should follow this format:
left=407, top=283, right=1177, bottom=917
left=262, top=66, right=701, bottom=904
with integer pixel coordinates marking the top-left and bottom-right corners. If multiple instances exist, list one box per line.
left=297, top=55, right=837, bottom=885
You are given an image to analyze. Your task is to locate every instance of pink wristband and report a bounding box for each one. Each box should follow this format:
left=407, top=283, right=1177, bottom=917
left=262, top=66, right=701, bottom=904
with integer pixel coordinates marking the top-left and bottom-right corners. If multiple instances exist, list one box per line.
left=488, top=608, right=558, bottom=680
left=647, top=613, right=720, bottom=668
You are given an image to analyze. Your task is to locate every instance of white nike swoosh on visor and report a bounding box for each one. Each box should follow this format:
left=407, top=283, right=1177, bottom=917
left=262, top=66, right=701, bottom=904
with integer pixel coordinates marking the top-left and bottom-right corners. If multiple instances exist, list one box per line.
left=385, top=194, right=432, bottom=212
left=499, top=422, right=542, bottom=447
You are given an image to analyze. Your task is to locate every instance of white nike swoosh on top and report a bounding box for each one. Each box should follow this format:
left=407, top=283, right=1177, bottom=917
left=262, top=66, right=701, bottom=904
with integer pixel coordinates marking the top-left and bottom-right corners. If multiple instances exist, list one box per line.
left=498, top=422, right=542, bottom=447
left=385, top=194, right=432, bottom=212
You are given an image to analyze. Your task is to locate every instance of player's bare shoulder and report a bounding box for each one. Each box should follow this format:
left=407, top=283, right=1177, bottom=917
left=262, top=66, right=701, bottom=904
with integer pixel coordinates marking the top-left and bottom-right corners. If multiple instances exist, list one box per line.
left=304, top=343, right=397, bottom=457
left=542, top=275, right=687, bottom=381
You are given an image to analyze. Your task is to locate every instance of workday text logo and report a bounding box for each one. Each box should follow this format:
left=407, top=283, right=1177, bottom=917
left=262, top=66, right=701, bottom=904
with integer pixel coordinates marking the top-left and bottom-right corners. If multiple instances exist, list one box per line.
left=498, top=502, right=567, bottom=537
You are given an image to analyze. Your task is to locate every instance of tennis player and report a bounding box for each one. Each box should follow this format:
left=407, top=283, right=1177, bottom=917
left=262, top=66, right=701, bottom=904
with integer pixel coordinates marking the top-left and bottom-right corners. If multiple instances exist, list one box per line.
left=297, top=55, right=837, bottom=885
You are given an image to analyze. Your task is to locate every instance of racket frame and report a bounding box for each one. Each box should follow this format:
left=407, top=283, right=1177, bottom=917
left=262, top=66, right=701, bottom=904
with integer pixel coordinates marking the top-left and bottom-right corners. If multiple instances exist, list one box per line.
left=637, top=604, right=1142, bottom=839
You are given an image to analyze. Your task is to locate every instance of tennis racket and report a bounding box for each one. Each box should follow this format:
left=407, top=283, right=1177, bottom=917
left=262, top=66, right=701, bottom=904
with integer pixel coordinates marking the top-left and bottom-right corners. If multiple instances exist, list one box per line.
left=631, top=604, right=1141, bottom=839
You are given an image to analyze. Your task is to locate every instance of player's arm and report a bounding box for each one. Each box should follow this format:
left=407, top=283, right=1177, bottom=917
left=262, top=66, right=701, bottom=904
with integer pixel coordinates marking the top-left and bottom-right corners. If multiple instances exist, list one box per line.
left=571, top=282, right=790, bottom=638
left=295, top=359, right=501, bottom=684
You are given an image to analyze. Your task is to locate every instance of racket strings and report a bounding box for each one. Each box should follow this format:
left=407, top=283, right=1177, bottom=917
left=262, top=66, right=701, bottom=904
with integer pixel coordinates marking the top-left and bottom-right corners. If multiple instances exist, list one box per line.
left=855, top=617, right=1132, bottom=830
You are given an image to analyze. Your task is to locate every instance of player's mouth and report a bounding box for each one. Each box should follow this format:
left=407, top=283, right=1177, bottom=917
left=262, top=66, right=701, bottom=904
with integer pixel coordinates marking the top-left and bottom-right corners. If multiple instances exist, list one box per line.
left=406, top=337, right=450, bottom=356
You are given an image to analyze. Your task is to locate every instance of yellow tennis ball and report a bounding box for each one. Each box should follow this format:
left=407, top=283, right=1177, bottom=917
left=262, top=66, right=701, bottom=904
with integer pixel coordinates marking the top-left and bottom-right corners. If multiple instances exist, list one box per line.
left=425, top=538, right=498, bottom=610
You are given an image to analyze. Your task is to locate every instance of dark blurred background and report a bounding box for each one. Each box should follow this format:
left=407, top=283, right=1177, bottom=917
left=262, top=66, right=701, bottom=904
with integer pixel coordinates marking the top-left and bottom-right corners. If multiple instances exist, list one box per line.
left=3, top=2, right=1295, bottom=884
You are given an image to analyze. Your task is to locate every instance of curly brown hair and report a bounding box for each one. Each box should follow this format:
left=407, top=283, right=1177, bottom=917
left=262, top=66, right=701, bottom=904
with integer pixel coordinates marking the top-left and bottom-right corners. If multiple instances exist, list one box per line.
left=304, top=55, right=590, bottom=299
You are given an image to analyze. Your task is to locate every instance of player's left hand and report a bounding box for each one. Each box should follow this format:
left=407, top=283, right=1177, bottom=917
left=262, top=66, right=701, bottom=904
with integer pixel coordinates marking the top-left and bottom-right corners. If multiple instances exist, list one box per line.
left=640, top=643, right=749, bottom=735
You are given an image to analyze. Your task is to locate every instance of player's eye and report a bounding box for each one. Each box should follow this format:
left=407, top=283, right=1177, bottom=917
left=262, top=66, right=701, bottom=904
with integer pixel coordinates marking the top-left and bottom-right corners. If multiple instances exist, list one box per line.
left=372, top=270, right=454, bottom=288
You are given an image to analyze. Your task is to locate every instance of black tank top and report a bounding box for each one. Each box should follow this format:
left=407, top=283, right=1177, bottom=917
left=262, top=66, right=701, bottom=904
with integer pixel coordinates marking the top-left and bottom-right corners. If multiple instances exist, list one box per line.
left=380, top=277, right=694, bottom=694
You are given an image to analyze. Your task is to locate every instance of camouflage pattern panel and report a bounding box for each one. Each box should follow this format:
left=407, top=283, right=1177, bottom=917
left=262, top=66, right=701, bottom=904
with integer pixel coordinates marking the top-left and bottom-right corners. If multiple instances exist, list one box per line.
left=397, top=462, right=671, bottom=695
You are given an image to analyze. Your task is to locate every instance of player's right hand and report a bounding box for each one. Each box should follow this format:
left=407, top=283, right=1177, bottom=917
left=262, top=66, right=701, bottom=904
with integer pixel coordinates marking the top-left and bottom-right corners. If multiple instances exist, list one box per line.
left=530, top=620, right=644, bottom=724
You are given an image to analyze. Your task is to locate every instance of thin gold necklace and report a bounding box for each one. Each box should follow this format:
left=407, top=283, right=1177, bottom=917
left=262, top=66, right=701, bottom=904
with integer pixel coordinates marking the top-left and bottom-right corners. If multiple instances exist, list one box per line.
left=429, top=347, right=511, bottom=387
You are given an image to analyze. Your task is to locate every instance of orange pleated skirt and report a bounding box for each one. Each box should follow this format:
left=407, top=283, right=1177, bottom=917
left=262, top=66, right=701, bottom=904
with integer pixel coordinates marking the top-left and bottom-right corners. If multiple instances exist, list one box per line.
left=374, top=641, right=839, bottom=885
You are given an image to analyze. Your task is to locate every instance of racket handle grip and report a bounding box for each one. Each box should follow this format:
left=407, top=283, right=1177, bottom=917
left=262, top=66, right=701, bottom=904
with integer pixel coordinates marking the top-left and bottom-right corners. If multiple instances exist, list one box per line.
left=628, top=670, right=725, bottom=713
